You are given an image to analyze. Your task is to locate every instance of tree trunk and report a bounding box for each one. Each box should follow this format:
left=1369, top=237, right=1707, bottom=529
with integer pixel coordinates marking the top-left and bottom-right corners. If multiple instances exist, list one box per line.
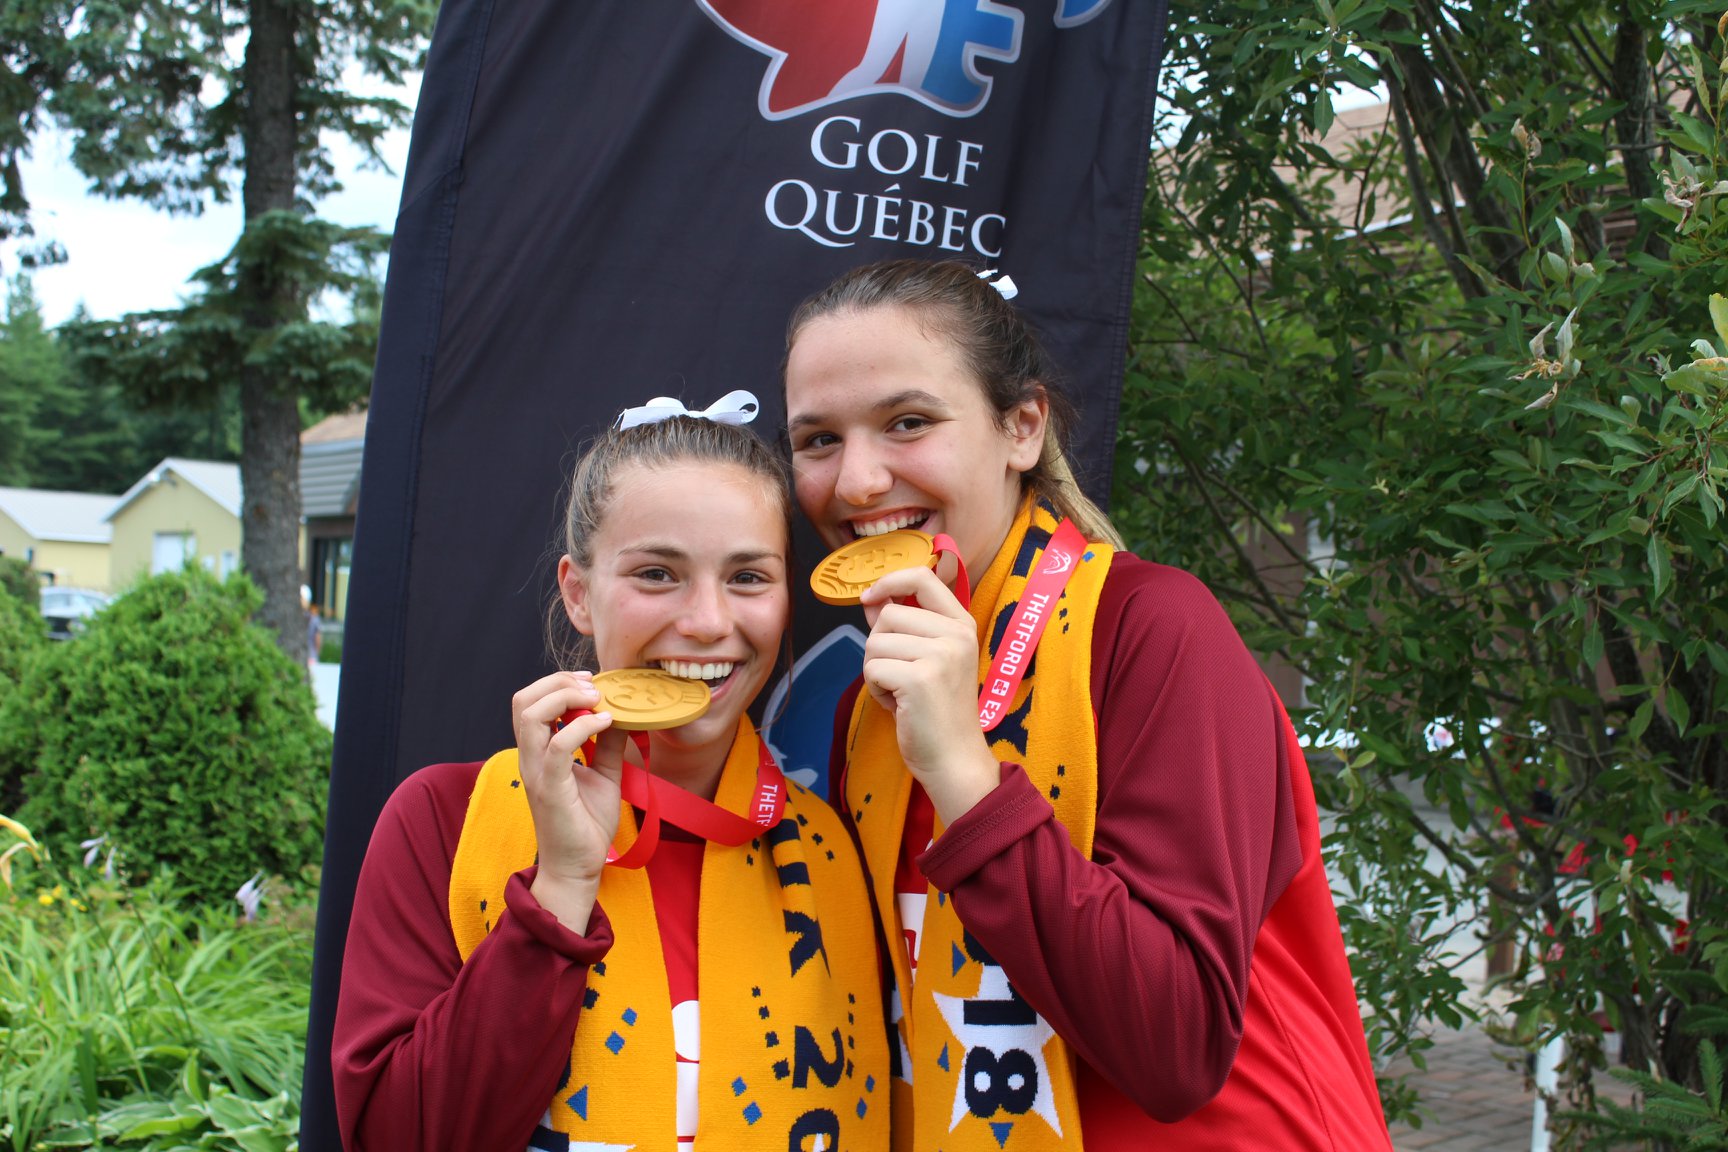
left=240, top=0, right=306, bottom=663
left=1611, top=5, right=1667, bottom=260
left=1611, top=7, right=1657, bottom=204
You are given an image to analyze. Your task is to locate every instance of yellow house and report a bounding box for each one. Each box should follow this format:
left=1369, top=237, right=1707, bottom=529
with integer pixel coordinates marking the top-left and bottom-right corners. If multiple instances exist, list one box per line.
left=0, top=486, right=116, bottom=590
left=105, top=459, right=243, bottom=589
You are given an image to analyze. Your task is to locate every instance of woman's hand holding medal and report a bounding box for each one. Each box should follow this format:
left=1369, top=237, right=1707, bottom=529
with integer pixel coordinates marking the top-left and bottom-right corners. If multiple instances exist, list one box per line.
left=856, top=565, right=1000, bottom=825
left=511, top=671, right=628, bottom=931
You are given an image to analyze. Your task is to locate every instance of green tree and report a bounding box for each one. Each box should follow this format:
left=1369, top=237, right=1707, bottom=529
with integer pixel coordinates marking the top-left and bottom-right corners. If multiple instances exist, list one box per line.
left=0, top=279, right=243, bottom=493
left=2, top=0, right=433, bottom=660
left=0, top=272, right=66, bottom=485
left=1124, top=0, right=1728, bottom=1138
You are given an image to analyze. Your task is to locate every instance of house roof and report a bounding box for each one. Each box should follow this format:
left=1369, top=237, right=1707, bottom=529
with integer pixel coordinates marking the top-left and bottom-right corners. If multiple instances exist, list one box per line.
left=105, top=459, right=243, bottom=523
left=302, top=409, right=367, bottom=446
left=301, top=409, right=366, bottom=518
left=302, top=439, right=364, bottom=518
left=0, top=487, right=117, bottom=544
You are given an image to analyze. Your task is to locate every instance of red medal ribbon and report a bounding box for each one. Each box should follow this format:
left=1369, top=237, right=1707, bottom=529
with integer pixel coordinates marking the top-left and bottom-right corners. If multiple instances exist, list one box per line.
left=555, top=723, right=787, bottom=869
left=976, top=518, right=1088, bottom=733
left=928, top=532, right=971, bottom=608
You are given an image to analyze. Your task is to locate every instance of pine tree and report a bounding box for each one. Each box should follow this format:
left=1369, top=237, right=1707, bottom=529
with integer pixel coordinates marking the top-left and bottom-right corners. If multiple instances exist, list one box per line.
left=1, top=0, right=434, bottom=658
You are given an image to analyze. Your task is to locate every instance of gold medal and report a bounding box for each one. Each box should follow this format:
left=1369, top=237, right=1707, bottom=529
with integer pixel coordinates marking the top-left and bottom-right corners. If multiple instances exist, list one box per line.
left=592, top=668, right=712, bottom=730
left=809, top=530, right=937, bottom=605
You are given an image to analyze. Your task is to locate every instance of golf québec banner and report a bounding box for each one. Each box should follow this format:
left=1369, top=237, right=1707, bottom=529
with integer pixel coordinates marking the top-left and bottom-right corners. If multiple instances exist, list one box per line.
left=301, top=1, right=1169, bottom=1144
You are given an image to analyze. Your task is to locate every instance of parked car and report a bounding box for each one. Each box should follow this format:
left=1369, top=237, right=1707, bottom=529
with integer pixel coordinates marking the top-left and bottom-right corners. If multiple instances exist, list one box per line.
left=39, top=586, right=112, bottom=640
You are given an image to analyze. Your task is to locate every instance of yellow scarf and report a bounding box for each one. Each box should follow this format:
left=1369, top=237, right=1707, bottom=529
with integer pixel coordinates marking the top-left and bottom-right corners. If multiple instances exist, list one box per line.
left=845, top=498, right=1113, bottom=1152
left=450, top=716, right=890, bottom=1150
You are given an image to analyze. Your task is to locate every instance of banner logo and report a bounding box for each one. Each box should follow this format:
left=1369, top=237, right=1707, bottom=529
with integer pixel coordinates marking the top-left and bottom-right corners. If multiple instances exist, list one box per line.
left=698, top=0, right=1114, bottom=121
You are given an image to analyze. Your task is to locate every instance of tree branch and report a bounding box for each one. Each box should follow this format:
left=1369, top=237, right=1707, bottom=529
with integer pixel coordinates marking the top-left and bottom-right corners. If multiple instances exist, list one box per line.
left=1387, top=68, right=1482, bottom=300
left=1168, top=436, right=1303, bottom=637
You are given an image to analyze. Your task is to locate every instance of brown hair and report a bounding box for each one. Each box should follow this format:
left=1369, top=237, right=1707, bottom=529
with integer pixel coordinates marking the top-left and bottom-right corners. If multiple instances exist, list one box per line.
left=549, top=413, right=793, bottom=669
left=784, top=258, right=1124, bottom=549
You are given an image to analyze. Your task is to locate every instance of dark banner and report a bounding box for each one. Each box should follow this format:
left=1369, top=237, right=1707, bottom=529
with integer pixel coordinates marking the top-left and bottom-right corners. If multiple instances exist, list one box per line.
left=302, top=0, right=1167, bottom=1144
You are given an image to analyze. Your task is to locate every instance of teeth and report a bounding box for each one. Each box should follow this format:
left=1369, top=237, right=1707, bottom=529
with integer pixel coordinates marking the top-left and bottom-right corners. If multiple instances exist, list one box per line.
left=659, top=660, right=735, bottom=682
left=853, top=512, right=929, bottom=537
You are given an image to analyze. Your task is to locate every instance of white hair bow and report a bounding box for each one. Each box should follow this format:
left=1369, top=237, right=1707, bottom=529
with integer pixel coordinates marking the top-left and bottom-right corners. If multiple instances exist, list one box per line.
left=977, top=269, right=1019, bottom=300
left=616, top=389, right=761, bottom=431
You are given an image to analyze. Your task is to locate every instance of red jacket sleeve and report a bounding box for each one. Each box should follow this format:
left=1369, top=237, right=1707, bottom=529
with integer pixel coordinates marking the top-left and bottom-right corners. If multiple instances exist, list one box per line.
left=332, top=761, right=614, bottom=1151
left=917, top=555, right=1304, bottom=1122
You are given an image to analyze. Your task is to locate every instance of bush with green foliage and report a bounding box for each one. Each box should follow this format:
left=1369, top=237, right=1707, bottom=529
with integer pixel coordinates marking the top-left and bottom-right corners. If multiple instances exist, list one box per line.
left=0, top=582, right=44, bottom=684
left=0, top=556, right=36, bottom=607
left=0, top=815, right=308, bottom=1152
left=1124, top=0, right=1728, bottom=1137
left=0, top=584, right=46, bottom=813
left=1, top=567, right=330, bottom=899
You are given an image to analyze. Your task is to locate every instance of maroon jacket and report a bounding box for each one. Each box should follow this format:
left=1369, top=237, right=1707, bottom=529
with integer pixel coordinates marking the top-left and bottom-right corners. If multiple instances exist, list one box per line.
left=332, top=762, right=615, bottom=1150
left=845, top=552, right=1391, bottom=1148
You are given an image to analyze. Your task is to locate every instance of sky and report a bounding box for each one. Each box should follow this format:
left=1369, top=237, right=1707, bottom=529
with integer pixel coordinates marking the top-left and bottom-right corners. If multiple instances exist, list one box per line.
left=1, top=76, right=421, bottom=328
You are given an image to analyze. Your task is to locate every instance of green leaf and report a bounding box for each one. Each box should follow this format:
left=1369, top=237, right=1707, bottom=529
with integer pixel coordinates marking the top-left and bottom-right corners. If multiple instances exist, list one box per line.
left=1711, top=293, right=1728, bottom=353
left=119, top=1114, right=207, bottom=1140
left=1648, top=534, right=1673, bottom=599
left=1668, top=112, right=1717, bottom=155
left=1314, top=87, right=1334, bottom=139
left=181, top=1053, right=206, bottom=1106
left=1668, top=363, right=1728, bottom=398
left=1666, top=682, right=1692, bottom=735
left=1661, top=473, right=1702, bottom=516
left=1583, top=621, right=1604, bottom=669
left=1556, top=307, right=1579, bottom=363
left=1690, top=44, right=1713, bottom=124
left=1629, top=698, right=1655, bottom=742
left=77, top=1028, right=98, bottom=1119
left=1700, top=481, right=1723, bottom=528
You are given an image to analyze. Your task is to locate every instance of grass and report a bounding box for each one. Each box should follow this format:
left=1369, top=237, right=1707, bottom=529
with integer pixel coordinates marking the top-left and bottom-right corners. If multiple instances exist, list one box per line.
left=0, top=822, right=312, bottom=1151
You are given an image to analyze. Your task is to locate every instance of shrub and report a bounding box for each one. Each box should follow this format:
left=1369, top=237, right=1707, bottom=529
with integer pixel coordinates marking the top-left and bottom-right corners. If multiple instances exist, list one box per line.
left=0, top=585, right=46, bottom=813
left=1132, top=0, right=1728, bottom=1129
left=4, top=567, right=330, bottom=899
left=316, top=634, right=342, bottom=665
left=0, top=582, right=44, bottom=688
left=0, top=556, right=35, bottom=607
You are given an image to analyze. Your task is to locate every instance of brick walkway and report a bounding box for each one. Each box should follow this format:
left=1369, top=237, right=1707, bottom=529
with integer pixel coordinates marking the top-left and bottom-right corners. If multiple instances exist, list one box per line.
left=1385, top=1026, right=1635, bottom=1151
left=1388, top=1027, right=1535, bottom=1150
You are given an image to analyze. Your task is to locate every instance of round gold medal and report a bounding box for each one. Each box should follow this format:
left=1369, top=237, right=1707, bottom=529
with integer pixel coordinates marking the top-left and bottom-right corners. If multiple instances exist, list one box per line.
left=809, top=529, right=937, bottom=605
left=592, top=668, right=712, bottom=730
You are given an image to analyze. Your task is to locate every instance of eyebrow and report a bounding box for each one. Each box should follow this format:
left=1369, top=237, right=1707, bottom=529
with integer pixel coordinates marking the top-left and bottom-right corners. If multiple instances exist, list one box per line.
left=787, top=388, right=952, bottom=434
left=620, top=543, right=785, bottom=566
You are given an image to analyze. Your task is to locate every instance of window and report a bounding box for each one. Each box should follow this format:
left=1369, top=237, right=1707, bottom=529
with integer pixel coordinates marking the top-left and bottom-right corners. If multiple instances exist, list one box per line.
left=152, top=532, right=195, bottom=574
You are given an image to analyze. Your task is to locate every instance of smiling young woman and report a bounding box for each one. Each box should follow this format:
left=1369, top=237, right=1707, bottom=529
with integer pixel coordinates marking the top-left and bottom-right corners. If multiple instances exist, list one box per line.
left=333, top=405, right=888, bottom=1152
left=783, top=259, right=1393, bottom=1152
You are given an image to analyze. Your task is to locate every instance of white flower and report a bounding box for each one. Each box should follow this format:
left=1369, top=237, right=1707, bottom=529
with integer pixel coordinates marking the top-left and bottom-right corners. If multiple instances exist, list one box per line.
left=235, top=872, right=267, bottom=923
left=80, top=836, right=108, bottom=869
